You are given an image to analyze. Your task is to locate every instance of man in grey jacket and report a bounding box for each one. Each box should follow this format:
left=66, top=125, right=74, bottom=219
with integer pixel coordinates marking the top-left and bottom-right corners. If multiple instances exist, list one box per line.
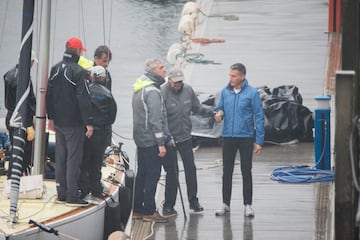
left=132, top=58, right=169, bottom=223
left=161, top=67, right=215, bottom=217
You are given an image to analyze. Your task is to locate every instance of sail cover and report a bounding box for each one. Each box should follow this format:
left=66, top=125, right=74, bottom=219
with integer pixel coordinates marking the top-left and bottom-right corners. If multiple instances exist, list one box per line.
left=8, top=0, right=35, bottom=223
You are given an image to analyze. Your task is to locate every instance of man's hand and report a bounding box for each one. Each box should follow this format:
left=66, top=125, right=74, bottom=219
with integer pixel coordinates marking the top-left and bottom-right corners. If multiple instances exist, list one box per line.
left=26, top=126, right=35, bottom=141
left=158, top=145, right=166, bottom=158
left=254, top=144, right=262, bottom=154
left=214, top=111, right=223, bottom=123
left=165, top=135, right=176, bottom=147
left=48, top=119, right=55, bottom=131
left=85, top=125, right=93, bottom=138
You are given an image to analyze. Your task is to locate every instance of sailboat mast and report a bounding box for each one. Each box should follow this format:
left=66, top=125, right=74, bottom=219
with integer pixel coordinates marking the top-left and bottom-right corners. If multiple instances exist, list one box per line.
left=33, top=0, right=51, bottom=175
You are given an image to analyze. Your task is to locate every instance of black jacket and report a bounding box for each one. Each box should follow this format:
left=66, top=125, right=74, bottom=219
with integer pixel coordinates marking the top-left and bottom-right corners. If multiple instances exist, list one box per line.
left=46, top=50, right=91, bottom=127
left=89, top=80, right=117, bottom=129
left=3, top=64, right=36, bottom=128
left=105, top=70, right=112, bottom=91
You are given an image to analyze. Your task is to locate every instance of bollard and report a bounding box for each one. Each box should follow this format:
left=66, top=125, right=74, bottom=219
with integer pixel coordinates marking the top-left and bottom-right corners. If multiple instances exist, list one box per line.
left=314, top=95, right=331, bottom=170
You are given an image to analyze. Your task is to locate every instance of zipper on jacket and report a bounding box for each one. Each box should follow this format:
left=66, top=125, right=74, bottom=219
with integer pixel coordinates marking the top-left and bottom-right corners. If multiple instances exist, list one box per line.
left=231, top=92, right=237, bottom=136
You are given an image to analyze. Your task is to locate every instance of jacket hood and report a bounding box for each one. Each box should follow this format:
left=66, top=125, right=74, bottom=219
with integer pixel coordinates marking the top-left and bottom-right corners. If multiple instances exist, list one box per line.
left=144, top=71, right=165, bottom=88
left=133, top=74, right=155, bottom=93
left=63, top=50, right=80, bottom=63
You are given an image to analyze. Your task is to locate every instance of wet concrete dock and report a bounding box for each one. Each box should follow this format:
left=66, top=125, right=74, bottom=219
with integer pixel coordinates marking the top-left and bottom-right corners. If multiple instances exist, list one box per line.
left=133, top=142, right=332, bottom=240
left=131, top=0, right=333, bottom=239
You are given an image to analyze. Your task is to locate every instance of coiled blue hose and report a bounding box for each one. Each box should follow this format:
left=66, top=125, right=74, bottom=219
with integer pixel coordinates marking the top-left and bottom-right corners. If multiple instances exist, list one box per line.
left=270, top=117, right=334, bottom=183
left=270, top=164, right=334, bottom=183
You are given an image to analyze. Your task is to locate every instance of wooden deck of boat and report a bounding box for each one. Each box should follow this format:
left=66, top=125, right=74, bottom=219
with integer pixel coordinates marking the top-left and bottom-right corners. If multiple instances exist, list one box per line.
left=130, top=0, right=333, bottom=239
left=0, top=162, right=121, bottom=239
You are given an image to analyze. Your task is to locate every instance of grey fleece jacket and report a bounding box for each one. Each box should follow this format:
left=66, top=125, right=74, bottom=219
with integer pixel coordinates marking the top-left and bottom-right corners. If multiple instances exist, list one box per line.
left=132, top=73, right=169, bottom=148
left=161, top=82, right=214, bottom=143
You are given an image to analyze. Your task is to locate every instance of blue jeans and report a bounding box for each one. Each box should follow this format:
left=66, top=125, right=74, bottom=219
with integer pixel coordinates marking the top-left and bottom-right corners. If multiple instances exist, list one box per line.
left=162, top=139, right=199, bottom=209
left=222, top=137, right=254, bottom=206
left=134, top=145, right=162, bottom=215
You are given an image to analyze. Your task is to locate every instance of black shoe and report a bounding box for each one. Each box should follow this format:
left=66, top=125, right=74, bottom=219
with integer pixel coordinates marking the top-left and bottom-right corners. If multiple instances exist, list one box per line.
left=162, top=207, right=178, bottom=218
left=66, top=199, right=89, bottom=207
left=79, top=189, right=89, bottom=199
left=190, top=202, right=204, bottom=212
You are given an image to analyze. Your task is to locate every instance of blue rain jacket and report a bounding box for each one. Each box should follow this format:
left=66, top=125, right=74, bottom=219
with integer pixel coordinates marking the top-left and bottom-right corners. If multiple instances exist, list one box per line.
left=216, top=79, right=264, bottom=145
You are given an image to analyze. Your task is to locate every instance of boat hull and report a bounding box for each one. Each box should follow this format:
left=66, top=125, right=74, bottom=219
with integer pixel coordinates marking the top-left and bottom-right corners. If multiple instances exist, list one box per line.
left=0, top=150, right=125, bottom=240
left=6, top=201, right=107, bottom=240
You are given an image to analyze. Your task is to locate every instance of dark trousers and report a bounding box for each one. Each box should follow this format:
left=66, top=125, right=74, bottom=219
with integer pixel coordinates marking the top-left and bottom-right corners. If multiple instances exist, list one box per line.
left=134, top=145, right=162, bottom=215
left=80, top=128, right=108, bottom=197
left=162, top=139, right=198, bottom=208
left=55, top=125, right=85, bottom=202
left=222, top=137, right=254, bottom=206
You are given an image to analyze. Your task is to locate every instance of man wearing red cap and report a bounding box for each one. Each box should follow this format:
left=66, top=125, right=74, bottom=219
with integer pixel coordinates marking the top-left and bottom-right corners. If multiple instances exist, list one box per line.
left=46, top=37, right=93, bottom=207
left=66, top=37, right=87, bottom=51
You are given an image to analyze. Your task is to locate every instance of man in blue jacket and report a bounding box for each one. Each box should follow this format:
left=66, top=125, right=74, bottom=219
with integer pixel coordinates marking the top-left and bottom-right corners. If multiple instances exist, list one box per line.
left=214, top=63, right=264, bottom=218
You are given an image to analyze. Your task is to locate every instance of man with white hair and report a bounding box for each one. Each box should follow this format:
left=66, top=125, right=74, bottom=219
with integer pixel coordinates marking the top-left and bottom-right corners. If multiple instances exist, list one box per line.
left=79, top=65, right=117, bottom=204
left=132, top=58, right=170, bottom=223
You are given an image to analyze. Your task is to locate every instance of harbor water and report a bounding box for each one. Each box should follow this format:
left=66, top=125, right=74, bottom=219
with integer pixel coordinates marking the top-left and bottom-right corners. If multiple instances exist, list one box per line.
left=0, top=0, right=190, bottom=161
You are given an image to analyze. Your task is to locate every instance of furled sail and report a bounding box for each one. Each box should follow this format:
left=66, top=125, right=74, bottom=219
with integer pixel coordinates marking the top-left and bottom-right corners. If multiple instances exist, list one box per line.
left=8, top=0, right=35, bottom=223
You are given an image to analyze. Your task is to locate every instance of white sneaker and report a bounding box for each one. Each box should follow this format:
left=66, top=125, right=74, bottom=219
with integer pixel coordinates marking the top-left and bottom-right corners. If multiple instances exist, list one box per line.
left=244, top=205, right=254, bottom=217
left=215, top=203, right=230, bottom=216
left=83, top=194, right=92, bottom=202
left=83, top=194, right=102, bottom=205
left=87, top=196, right=102, bottom=205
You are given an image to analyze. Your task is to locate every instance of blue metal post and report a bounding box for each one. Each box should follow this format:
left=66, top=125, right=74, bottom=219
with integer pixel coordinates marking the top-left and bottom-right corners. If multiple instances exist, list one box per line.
left=314, top=95, right=331, bottom=170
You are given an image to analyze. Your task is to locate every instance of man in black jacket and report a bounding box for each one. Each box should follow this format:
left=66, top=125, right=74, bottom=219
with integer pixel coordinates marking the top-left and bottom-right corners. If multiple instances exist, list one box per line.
left=80, top=65, right=117, bottom=204
left=93, top=45, right=113, bottom=147
left=46, top=37, right=93, bottom=207
left=3, top=51, right=37, bottom=176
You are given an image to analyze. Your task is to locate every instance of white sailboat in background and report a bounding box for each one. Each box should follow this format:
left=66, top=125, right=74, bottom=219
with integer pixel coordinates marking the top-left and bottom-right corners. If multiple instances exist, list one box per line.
left=0, top=0, right=133, bottom=239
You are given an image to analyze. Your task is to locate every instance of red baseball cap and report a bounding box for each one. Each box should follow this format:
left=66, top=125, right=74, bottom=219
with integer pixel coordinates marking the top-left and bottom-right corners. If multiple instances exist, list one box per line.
left=66, top=37, right=87, bottom=51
